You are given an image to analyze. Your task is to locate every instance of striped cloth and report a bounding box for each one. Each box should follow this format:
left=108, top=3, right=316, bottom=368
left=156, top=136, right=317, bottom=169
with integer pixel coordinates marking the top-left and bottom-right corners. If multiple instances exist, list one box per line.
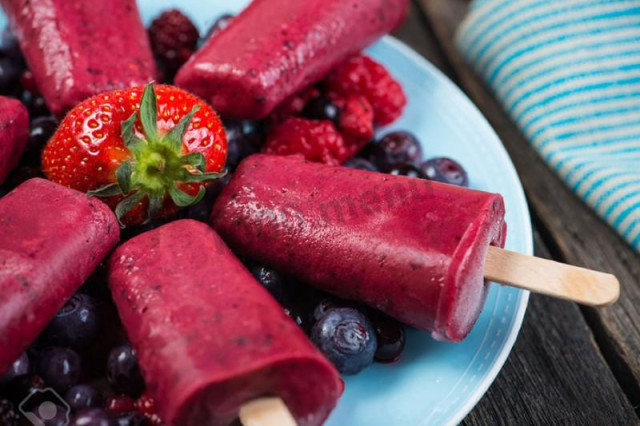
left=456, top=0, right=640, bottom=252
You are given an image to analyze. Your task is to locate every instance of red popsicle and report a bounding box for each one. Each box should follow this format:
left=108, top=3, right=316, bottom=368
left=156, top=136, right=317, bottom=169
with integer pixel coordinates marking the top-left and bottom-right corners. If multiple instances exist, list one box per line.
left=0, top=178, right=119, bottom=373
left=0, top=96, right=28, bottom=184
left=108, top=220, right=342, bottom=426
left=210, top=154, right=506, bottom=342
left=1, top=0, right=157, bottom=116
left=175, top=0, right=409, bottom=119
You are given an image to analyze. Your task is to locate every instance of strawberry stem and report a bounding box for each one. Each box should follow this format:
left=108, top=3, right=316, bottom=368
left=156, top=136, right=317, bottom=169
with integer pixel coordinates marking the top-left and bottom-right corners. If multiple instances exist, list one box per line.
left=88, top=83, right=225, bottom=225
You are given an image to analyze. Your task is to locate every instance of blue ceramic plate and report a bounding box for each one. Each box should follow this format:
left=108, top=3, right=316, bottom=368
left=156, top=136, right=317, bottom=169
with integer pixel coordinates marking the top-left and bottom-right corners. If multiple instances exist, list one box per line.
left=0, top=2, right=533, bottom=424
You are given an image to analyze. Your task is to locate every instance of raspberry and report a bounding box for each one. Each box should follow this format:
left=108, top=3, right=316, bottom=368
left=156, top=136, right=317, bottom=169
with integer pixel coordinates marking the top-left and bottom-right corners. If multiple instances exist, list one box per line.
left=105, top=394, right=136, bottom=415
left=262, top=118, right=348, bottom=165
left=335, top=94, right=374, bottom=156
left=135, top=392, right=164, bottom=425
left=326, top=55, right=406, bottom=126
left=148, top=10, right=199, bottom=76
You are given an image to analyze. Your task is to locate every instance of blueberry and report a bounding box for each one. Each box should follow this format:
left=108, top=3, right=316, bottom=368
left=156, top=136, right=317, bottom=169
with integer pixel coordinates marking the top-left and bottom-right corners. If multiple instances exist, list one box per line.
left=0, top=57, right=21, bottom=95
left=372, top=131, right=422, bottom=171
left=248, top=264, right=286, bottom=303
left=420, top=157, right=469, bottom=187
left=203, top=14, right=234, bottom=42
left=0, top=352, right=30, bottom=385
left=0, top=399, right=19, bottom=426
left=71, top=408, right=115, bottom=426
left=115, top=412, right=149, bottom=426
left=0, top=27, right=24, bottom=63
left=311, top=308, right=377, bottom=374
left=37, top=347, right=82, bottom=392
left=106, top=345, right=145, bottom=398
left=343, top=157, right=377, bottom=172
left=6, top=374, right=46, bottom=404
left=371, top=313, right=406, bottom=363
left=313, top=299, right=339, bottom=322
left=387, top=162, right=425, bottom=179
left=104, top=394, right=135, bottom=416
left=21, top=90, right=50, bottom=118
left=23, top=116, right=58, bottom=165
left=65, top=385, right=102, bottom=412
left=223, top=120, right=263, bottom=169
left=302, top=96, right=340, bottom=127
left=41, top=294, right=100, bottom=350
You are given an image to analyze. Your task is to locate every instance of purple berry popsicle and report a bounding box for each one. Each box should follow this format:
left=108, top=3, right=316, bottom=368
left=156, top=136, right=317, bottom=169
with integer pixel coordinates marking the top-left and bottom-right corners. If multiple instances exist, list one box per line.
left=0, top=178, right=119, bottom=373
left=211, top=155, right=507, bottom=342
left=0, top=96, right=28, bottom=184
left=109, top=220, right=343, bottom=426
left=0, top=0, right=157, bottom=116
left=175, top=0, right=409, bottom=119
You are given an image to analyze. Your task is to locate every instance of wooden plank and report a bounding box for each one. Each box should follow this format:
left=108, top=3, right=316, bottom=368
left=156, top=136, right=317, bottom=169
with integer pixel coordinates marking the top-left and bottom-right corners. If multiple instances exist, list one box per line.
left=415, top=0, right=640, bottom=411
left=463, top=232, right=637, bottom=425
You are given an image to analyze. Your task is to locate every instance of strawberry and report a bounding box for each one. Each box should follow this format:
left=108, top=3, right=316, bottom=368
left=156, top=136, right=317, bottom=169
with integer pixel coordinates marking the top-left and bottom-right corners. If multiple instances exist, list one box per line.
left=42, top=83, right=227, bottom=225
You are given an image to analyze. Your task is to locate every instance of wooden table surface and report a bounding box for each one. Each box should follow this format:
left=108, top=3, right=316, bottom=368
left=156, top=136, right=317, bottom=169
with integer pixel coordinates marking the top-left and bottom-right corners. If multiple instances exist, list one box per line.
left=395, top=1, right=640, bottom=424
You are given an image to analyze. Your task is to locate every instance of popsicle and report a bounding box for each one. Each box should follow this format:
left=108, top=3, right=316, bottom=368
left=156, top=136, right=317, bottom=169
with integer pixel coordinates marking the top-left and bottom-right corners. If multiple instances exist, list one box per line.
left=0, top=96, right=28, bottom=184
left=108, top=219, right=343, bottom=426
left=211, top=155, right=620, bottom=342
left=0, top=0, right=157, bottom=116
left=0, top=178, right=119, bottom=374
left=175, top=0, right=409, bottom=119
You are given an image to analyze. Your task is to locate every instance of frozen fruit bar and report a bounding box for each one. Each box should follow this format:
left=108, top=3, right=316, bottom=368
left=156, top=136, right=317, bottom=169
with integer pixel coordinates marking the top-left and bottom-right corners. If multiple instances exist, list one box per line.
left=0, top=178, right=119, bottom=373
left=0, top=0, right=157, bottom=116
left=109, top=220, right=342, bottom=426
left=175, top=0, right=409, bottom=119
left=211, top=155, right=507, bottom=342
left=0, top=96, right=28, bottom=184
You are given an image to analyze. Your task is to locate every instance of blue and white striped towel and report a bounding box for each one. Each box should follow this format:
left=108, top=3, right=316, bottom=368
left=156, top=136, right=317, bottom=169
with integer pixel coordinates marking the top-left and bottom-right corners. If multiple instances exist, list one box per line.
left=456, top=0, right=640, bottom=252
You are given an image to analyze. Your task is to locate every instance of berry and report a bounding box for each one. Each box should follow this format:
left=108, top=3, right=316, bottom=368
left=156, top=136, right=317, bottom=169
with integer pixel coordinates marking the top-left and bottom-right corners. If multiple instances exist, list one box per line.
left=262, top=118, right=347, bottom=166
left=148, top=10, right=199, bottom=76
left=372, top=131, right=422, bottom=171
left=0, top=352, right=30, bottom=385
left=311, top=308, right=377, bottom=375
left=106, top=345, right=145, bottom=398
left=326, top=55, right=406, bottom=125
left=371, top=313, right=406, bottom=363
left=105, top=395, right=135, bottom=416
left=23, top=116, right=58, bottom=165
left=203, top=14, right=234, bottom=41
left=420, top=157, right=469, bottom=187
left=21, top=90, right=50, bottom=117
left=248, top=263, right=286, bottom=303
left=134, top=393, right=163, bottom=425
left=0, top=57, right=22, bottom=96
left=65, top=385, right=102, bottom=412
left=223, top=120, right=262, bottom=169
left=6, top=374, right=46, bottom=404
left=0, top=26, right=24, bottom=64
left=116, top=412, right=149, bottom=426
left=71, top=408, right=115, bottom=426
left=20, top=69, right=39, bottom=94
left=343, top=157, right=377, bottom=172
left=42, top=84, right=227, bottom=226
left=302, top=96, right=340, bottom=127
left=336, top=95, right=374, bottom=155
left=41, top=294, right=100, bottom=350
left=269, top=87, right=320, bottom=126
left=388, top=162, right=424, bottom=179
left=313, top=299, right=339, bottom=322
left=37, top=347, right=82, bottom=392
left=0, top=399, right=19, bottom=426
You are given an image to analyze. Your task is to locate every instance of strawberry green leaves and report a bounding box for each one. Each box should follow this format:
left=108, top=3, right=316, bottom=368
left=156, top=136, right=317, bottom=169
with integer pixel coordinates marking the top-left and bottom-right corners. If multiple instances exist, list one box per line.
left=87, top=83, right=225, bottom=226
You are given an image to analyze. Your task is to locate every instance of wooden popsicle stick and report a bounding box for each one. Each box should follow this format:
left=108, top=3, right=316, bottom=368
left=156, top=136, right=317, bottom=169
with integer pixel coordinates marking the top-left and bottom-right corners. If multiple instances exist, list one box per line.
left=485, top=246, right=620, bottom=307
left=239, top=397, right=298, bottom=426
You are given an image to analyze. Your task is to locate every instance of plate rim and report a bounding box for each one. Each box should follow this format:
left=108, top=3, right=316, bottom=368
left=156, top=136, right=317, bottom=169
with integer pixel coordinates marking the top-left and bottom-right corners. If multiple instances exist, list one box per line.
left=378, top=35, right=533, bottom=425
